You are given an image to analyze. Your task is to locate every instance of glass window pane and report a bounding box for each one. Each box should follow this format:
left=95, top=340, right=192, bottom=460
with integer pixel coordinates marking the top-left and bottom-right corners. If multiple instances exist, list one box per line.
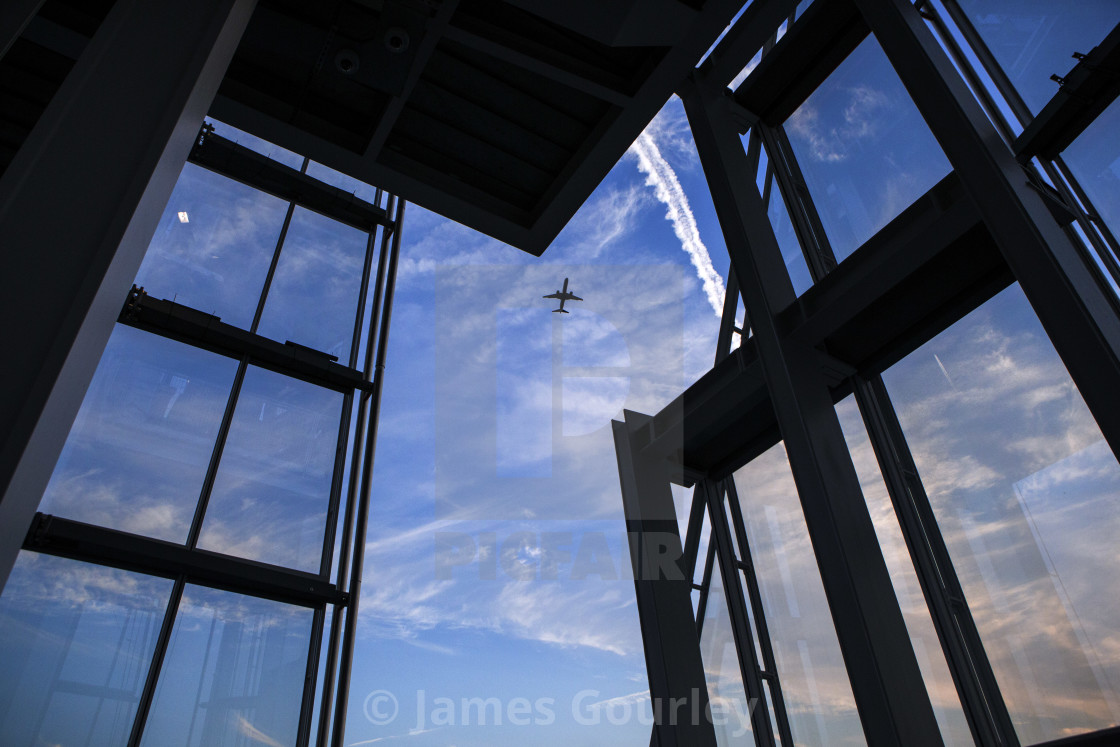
left=256, top=207, right=369, bottom=360
left=732, top=443, right=865, bottom=746
left=785, top=36, right=952, bottom=263
left=0, top=552, right=172, bottom=746
left=764, top=166, right=814, bottom=296
left=881, top=283, right=1120, bottom=743
left=134, top=163, right=289, bottom=330
left=1063, top=97, right=1120, bottom=241
left=835, top=396, right=972, bottom=745
left=140, top=585, right=313, bottom=747
left=700, top=551, right=754, bottom=745
left=39, top=325, right=238, bottom=542
left=952, top=0, right=1118, bottom=116
left=198, top=366, right=344, bottom=572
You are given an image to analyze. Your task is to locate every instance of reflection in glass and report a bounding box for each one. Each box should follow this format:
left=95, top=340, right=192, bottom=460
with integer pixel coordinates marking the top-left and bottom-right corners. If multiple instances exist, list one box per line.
left=134, top=163, right=289, bottom=330
left=785, top=37, right=951, bottom=263
left=952, top=0, right=1117, bottom=116
left=881, top=284, right=1120, bottom=743
left=835, top=396, right=971, bottom=745
left=0, top=553, right=172, bottom=745
left=700, top=548, right=754, bottom=745
left=39, top=325, right=238, bottom=542
left=1063, top=97, right=1120, bottom=242
left=140, top=585, right=312, bottom=747
left=732, top=443, right=865, bottom=745
left=256, top=207, right=368, bottom=360
left=496, top=307, right=552, bottom=478
left=199, top=366, right=344, bottom=572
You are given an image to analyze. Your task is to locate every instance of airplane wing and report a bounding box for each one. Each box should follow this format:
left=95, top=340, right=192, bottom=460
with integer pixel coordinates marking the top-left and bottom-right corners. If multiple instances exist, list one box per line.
left=543, top=292, right=562, bottom=299
left=569, top=294, right=583, bottom=301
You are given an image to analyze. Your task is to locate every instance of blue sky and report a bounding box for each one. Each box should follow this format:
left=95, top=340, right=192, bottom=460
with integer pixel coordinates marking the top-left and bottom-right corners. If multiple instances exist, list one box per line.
left=3, top=4, right=1120, bottom=745
left=340, top=96, right=732, bottom=746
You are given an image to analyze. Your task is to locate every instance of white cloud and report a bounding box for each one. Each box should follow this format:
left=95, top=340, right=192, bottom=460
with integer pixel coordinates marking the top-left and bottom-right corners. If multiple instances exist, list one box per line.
left=628, top=132, right=725, bottom=317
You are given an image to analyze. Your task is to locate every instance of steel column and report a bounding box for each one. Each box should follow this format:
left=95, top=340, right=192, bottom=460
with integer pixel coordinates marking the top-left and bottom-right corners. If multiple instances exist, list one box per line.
left=613, top=410, right=718, bottom=747
left=683, top=75, right=943, bottom=746
left=0, top=0, right=258, bottom=592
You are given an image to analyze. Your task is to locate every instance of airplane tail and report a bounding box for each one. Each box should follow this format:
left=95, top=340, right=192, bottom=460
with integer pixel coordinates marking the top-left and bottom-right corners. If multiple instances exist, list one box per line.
left=552, top=308, right=569, bottom=314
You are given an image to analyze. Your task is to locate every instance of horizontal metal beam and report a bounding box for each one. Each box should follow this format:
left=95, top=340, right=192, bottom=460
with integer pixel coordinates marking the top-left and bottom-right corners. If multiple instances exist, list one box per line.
left=24, top=512, right=345, bottom=608
left=735, top=0, right=868, bottom=124
left=698, top=0, right=799, bottom=90
left=642, top=172, right=1009, bottom=477
left=119, top=287, right=371, bottom=395
left=189, top=129, right=392, bottom=232
left=1014, top=22, right=1120, bottom=162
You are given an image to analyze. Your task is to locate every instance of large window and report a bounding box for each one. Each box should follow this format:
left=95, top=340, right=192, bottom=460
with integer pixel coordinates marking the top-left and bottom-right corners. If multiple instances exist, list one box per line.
left=732, top=444, right=865, bottom=746
left=785, top=37, right=951, bottom=265
left=0, top=123, right=398, bottom=745
left=881, top=285, right=1120, bottom=744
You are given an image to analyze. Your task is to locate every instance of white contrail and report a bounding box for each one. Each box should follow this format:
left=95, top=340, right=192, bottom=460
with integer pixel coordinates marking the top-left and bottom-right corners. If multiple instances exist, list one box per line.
left=630, top=132, right=724, bottom=316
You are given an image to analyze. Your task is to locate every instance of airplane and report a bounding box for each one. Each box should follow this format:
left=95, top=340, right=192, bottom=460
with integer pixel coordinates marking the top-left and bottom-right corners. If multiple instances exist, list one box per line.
left=543, top=277, right=583, bottom=313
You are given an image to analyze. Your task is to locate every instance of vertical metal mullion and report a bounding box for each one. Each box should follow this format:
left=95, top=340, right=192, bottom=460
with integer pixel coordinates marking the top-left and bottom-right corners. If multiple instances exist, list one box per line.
left=127, top=575, right=186, bottom=747
left=694, top=539, right=717, bottom=636
left=921, top=1, right=1019, bottom=143
left=715, top=268, right=742, bottom=364
left=296, top=605, right=327, bottom=747
left=723, top=479, right=795, bottom=747
left=704, top=480, right=777, bottom=746
left=187, top=358, right=248, bottom=549
left=1049, top=157, right=1120, bottom=285
left=250, top=157, right=310, bottom=334
left=319, top=224, right=381, bottom=580
left=319, top=395, right=355, bottom=580
left=854, top=375, right=1019, bottom=747
left=934, top=0, right=1033, bottom=128
left=331, top=199, right=406, bottom=747
left=317, top=203, right=395, bottom=747
left=760, top=124, right=837, bottom=278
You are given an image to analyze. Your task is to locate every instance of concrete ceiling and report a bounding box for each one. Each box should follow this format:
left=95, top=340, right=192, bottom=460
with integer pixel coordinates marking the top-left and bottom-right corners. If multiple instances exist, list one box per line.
left=210, top=0, right=745, bottom=254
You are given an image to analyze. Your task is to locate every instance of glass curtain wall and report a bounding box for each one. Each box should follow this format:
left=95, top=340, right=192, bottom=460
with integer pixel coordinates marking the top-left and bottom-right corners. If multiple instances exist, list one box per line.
left=680, top=1, right=1120, bottom=745
left=0, top=124, right=396, bottom=746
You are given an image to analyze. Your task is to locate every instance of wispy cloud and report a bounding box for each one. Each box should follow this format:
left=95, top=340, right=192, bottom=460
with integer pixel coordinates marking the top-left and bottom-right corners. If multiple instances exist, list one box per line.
left=236, top=715, right=285, bottom=747
left=629, top=133, right=724, bottom=317
left=348, top=727, right=443, bottom=745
